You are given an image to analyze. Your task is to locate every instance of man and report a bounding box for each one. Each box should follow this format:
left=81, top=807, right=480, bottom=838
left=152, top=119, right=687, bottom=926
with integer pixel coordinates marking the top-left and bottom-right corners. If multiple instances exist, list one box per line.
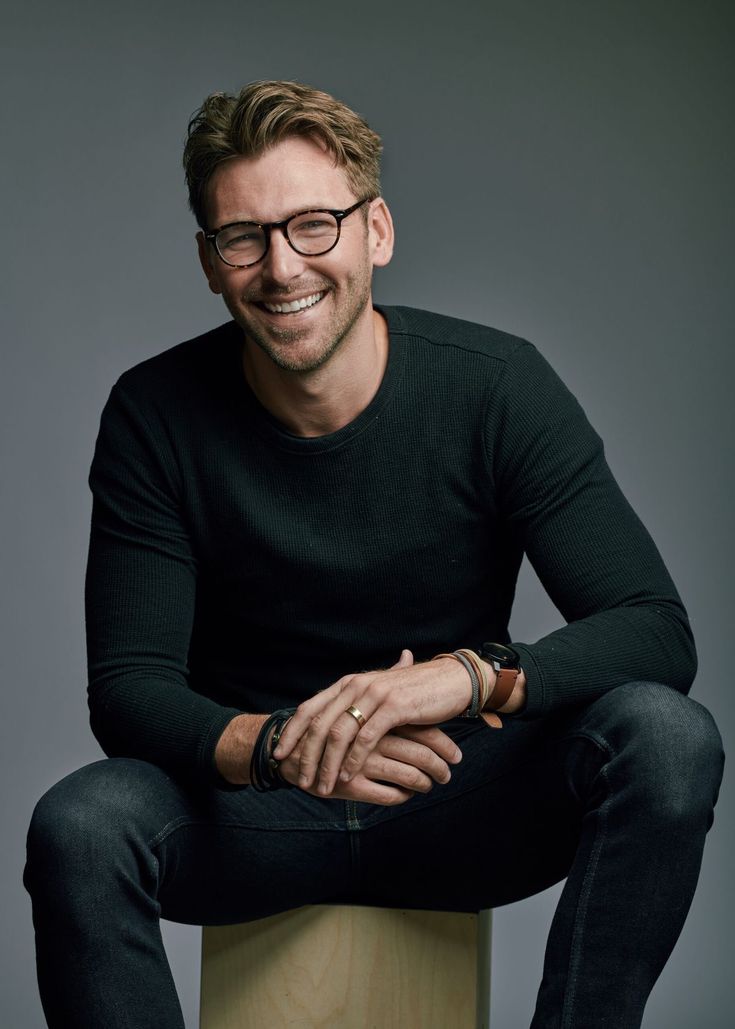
left=25, top=80, right=723, bottom=1028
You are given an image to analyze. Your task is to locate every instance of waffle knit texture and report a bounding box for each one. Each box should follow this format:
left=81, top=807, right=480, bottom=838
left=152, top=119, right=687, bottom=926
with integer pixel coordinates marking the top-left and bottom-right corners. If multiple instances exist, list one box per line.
left=85, top=305, right=696, bottom=784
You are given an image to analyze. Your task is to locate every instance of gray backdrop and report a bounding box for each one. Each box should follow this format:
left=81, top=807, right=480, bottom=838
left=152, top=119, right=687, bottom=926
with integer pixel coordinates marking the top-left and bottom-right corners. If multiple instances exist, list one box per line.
left=2, top=0, right=732, bottom=1025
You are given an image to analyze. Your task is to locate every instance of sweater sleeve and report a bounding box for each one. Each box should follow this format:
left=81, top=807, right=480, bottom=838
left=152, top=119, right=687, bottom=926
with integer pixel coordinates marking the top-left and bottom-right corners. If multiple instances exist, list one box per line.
left=85, top=378, right=242, bottom=784
left=485, top=342, right=697, bottom=718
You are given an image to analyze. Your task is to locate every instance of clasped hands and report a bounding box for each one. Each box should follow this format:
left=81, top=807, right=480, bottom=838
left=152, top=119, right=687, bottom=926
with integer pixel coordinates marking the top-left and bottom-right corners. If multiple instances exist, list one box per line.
left=272, top=649, right=496, bottom=806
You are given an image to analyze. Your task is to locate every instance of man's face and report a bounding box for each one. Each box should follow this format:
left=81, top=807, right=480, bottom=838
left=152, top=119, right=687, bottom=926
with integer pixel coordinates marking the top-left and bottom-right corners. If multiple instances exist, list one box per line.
left=197, top=136, right=393, bottom=374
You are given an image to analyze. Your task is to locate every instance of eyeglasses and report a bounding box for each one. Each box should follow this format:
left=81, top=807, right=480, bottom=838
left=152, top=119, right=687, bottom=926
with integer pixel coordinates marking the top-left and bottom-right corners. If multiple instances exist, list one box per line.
left=204, top=197, right=373, bottom=268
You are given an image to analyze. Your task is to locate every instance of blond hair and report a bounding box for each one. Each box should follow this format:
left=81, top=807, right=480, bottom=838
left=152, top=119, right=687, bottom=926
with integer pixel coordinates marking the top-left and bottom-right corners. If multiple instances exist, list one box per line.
left=184, top=80, right=383, bottom=228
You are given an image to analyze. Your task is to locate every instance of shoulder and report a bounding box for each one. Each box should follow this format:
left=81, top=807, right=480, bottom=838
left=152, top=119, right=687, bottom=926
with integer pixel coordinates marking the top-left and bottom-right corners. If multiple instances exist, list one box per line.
left=113, top=321, right=241, bottom=404
left=91, top=322, right=242, bottom=486
left=380, top=305, right=532, bottom=366
left=381, top=305, right=595, bottom=445
left=95, top=321, right=243, bottom=456
left=380, top=304, right=564, bottom=409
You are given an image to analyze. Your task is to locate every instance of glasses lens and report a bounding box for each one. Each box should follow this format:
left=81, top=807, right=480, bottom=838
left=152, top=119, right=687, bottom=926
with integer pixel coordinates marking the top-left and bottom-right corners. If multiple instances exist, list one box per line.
left=216, top=224, right=266, bottom=266
left=288, top=212, right=340, bottom=255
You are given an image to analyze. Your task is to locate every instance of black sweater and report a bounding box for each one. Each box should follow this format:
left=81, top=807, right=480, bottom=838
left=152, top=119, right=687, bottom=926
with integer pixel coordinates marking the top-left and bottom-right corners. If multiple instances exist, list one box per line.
left=85, top=305, right=696, bottom=783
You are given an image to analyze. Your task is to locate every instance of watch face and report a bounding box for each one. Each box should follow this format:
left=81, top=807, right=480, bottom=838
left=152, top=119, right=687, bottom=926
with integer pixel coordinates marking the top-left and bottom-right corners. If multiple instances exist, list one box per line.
left=479, top=642, right=520, bottom=668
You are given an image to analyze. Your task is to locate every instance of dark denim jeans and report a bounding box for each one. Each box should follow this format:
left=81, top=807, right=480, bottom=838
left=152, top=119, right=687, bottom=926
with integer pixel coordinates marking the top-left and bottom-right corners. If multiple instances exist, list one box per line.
left=25, top=683, right=724, bottom=1029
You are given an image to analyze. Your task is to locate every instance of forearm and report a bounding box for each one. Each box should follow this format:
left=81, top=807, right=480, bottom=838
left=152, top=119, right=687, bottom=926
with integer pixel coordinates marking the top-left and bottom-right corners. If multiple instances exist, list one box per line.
left=512, top=601, right=696, bottom=719
left=88, top=672, right=245, bottom=785
left=214, top=713, right=270, bottom=784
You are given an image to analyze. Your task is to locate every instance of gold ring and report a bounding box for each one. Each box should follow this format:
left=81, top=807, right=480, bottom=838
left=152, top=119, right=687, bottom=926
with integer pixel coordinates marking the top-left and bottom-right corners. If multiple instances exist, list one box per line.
left=345, top=705, right=366, bottom=727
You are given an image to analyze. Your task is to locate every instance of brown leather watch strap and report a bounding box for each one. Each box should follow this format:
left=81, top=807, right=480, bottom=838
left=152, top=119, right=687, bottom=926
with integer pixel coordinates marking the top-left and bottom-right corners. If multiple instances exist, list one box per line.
left=484, top=666, right=519, bottom=712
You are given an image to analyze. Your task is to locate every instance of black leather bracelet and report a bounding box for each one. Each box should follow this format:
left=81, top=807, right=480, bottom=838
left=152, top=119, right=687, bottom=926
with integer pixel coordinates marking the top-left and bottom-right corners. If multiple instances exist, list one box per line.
left=249, top=708, right=297, bottom=792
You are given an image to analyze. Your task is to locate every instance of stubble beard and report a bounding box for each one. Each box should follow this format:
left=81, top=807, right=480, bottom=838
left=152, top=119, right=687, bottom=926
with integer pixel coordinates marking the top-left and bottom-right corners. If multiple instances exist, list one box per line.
left=230, top=265, right=373, bottom=375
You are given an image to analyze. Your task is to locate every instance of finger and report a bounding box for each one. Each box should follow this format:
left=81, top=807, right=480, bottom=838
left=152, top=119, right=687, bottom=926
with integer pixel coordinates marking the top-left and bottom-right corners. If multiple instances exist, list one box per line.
left=337, top=703, right=407, bottom=783
left=276, top=652, right=412, bottom=763
left=374, top=734, right=452, bottom=785
left=299, top=658, right=420, bottom=792
left=283, top=750, right=416, bottom=806
left=311, top=672, right=411, bottom=792
left=297, top=677, right=374, bottom=790
left=392, top=724, right=463, bottom=765
left=334, top=774, right=415, bottom=806
left=272, top=748, right=301, bottom=788
left=363, top=752, right=434, bottom=793
left=274, top=673, right=355, bottom=758
left=310, top=711, right=362, bottom=793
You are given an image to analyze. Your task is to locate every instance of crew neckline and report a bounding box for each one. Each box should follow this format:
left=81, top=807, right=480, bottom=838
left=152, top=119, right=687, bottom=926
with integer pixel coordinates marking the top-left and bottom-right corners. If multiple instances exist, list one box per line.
left=228, top=304, right=407, bottom=454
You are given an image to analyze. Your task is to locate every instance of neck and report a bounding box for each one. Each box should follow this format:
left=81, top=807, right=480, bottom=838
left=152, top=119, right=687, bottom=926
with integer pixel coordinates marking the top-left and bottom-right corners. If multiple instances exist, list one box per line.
left=241, top=308, right=389, bottom=437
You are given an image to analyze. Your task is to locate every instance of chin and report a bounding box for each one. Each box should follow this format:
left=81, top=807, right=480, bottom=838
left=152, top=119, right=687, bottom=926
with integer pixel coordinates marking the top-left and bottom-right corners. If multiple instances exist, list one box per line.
left=256, top=336, right=345, bottom=374
left=238, top=294, right=370, bottom=375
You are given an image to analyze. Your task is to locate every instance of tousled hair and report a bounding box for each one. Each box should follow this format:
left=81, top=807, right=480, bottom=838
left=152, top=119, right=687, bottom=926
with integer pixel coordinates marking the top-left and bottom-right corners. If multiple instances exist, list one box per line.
left=184, top=80, right=383, bottom=228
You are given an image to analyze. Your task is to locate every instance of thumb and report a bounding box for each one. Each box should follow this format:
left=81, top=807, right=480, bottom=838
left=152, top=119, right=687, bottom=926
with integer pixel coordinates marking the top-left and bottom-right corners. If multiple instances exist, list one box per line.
left=392, top=648, right=414, bottom=669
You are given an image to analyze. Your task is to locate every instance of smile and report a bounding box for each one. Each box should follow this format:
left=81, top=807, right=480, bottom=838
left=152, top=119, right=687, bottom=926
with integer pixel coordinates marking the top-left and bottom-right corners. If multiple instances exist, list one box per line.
left=260, top=292, right=325, bottom=314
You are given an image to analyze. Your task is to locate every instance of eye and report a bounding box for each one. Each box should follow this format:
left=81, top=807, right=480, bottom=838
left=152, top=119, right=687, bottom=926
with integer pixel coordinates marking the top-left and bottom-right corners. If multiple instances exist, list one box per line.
left=232, top=230, right=260, bottom=243
left=301, top=219, right=332, bottom=231
left=290, top=214, right=339, bottom=239
left=219, top=225, right=264, bottom=251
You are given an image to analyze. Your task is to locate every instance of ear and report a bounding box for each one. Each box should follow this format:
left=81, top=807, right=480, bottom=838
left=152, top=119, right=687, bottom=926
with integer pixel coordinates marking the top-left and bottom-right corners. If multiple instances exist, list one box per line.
left=196, top=231, right=223, bottom=296
left=367, top=198, right=394, bottom=268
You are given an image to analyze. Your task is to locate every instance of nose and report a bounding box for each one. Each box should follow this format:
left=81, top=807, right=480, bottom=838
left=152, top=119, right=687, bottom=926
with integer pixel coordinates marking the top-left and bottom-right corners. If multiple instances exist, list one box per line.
left=259, top=225, right=307, bottom=287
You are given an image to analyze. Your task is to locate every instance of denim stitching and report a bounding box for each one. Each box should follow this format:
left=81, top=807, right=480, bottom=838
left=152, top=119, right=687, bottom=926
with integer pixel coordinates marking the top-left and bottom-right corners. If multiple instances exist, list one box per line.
left=345, top=799, right=361, bottom=830
left=559, top=731, right=614, bottom=1028
left=148, top=813, right=347, bottom=850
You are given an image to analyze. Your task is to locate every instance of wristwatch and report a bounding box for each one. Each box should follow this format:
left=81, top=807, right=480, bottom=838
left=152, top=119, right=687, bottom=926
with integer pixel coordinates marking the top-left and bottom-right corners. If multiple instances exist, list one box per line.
left=477, top=642, right=521, bottom=711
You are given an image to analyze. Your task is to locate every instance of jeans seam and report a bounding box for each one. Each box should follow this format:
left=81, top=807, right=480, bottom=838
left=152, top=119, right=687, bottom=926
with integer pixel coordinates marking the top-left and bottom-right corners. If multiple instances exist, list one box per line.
left=149, top=816, right=200, bottom=849
left=560, top=736, right=613, bottom=1028
left=148, top=813, right=348, bottom=849
left=563, top=727, right=614, bottom=755
left=345, top=799, right=361, bottom=830
left=345, top=800, right=362, bottom=884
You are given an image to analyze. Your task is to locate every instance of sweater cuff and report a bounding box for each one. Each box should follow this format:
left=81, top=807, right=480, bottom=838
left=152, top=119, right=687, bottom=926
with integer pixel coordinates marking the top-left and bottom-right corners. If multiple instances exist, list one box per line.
left=507, top=644, right=545, bottom=719
left=197, top=707, right=249, bottom=789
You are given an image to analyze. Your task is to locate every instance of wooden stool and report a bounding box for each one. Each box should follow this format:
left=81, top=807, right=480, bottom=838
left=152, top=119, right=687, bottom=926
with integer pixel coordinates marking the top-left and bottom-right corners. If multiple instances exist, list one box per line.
left=200, top=905, right=491, bottom=1029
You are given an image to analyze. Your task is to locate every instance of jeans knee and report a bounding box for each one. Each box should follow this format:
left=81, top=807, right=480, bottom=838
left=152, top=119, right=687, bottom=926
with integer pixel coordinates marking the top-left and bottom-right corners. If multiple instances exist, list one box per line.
left=581, top=683, right=724, bottom=824
left=24, top=758, right=169, bottom=902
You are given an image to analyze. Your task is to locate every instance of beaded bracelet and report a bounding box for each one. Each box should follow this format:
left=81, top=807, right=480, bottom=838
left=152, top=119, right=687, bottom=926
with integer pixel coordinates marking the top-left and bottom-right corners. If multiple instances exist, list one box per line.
left=249, top=708, right=297, bottom=792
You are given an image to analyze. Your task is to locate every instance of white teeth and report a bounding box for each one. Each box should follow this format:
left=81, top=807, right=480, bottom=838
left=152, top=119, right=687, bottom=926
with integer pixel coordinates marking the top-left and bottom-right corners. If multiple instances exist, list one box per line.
left=262, top=292, right=324, bottom=314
